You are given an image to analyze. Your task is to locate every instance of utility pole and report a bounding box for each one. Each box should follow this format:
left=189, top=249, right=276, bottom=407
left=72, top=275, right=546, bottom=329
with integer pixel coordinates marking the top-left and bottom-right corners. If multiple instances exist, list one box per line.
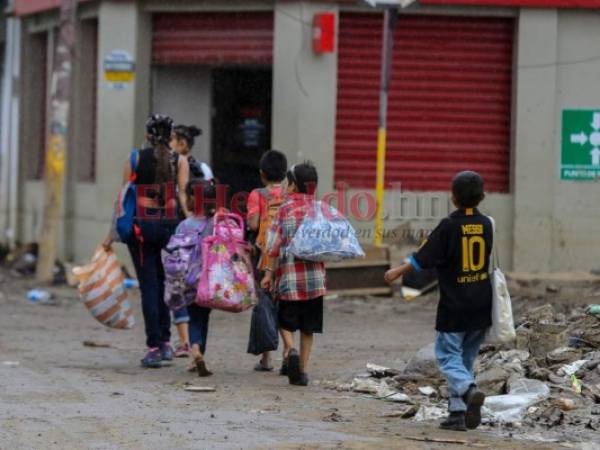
left=35, top=0, right=77, bottom=283
left=362, top=0, right=416, bottom=246
left=374, top=7, right=397, bottom=247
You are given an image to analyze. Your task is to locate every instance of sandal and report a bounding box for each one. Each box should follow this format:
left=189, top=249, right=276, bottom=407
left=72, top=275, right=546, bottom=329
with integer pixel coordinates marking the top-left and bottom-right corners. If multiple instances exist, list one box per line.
left=254, top=361, right=274, bottom=372
left=280, top=358, right=288, bottom=376
left=195, top=356, right=213, bottom=377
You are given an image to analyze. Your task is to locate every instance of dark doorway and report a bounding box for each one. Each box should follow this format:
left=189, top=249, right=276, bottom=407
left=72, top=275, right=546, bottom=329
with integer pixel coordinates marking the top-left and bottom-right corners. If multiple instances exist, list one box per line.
left=211, top=68, right=272, bottom=196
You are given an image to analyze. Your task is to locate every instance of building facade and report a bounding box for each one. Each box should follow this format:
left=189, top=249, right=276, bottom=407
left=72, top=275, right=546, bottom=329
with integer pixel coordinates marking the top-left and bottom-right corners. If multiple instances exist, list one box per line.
left=2, top=0, right=600, bottom=272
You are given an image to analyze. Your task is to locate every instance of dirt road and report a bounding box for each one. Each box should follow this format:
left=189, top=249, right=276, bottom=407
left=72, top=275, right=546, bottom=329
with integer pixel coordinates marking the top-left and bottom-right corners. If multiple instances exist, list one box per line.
left=0, top=276, right=593, bottom=449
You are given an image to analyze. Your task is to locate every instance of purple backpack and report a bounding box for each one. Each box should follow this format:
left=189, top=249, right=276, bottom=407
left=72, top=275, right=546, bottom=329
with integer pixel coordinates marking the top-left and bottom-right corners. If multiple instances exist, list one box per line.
left=161, top=220, right=211, bottom=310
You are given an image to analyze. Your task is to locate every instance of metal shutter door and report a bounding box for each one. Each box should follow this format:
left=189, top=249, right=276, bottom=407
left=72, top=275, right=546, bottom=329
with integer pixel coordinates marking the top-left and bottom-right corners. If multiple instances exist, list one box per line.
left=335, top=13, right=514, bottom=192
left=153, top=12, right=273, bottom=66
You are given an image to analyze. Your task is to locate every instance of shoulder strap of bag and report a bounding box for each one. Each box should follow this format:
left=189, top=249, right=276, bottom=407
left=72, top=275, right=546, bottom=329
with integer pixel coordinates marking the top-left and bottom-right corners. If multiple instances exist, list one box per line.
left=129, top=150, right=138, bottom=182
left=487, top=215, right=500, bottom=271
left=170, top=150, right=179, bottom=180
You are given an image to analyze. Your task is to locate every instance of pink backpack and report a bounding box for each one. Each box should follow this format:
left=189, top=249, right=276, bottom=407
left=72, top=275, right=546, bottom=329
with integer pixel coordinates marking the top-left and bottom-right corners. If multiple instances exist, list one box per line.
left=196, top=213, right=257, bottom=312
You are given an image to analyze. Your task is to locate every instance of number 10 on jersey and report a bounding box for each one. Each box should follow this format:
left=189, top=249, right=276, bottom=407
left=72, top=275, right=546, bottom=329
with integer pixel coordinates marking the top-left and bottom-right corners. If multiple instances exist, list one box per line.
left=462, top=236, right=485, bottom=272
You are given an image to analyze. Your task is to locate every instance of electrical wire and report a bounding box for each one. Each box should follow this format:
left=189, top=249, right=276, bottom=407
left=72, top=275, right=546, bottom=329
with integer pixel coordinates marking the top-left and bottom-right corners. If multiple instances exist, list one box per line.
left=260, top=0, right=600, bottom=69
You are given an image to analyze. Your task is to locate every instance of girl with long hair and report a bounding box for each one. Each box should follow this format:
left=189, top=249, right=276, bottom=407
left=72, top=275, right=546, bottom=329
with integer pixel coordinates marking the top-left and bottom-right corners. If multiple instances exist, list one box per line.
left=105, top=114, right=190, bottom=367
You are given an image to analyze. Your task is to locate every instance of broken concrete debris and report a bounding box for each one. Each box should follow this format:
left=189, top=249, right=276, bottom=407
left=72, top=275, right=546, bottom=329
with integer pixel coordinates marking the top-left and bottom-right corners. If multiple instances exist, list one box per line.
left=339, top=303, right=600, bottom=439
left=366, top=363, right=399, bottom=378
left=404, top=342, right=440, bottom=379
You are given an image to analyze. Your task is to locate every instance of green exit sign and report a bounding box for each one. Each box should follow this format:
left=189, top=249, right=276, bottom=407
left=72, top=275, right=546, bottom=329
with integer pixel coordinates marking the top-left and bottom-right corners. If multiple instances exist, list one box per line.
left=561, top=109, right=600, bottom=181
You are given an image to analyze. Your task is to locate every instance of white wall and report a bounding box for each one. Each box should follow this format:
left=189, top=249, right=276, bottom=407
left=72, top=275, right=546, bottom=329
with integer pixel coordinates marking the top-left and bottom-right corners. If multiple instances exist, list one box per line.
left=271, top=1, right=339, bottom=193
left=513, top=9, right=600, bottom=272
left=551, top=10, right=600, bottom=271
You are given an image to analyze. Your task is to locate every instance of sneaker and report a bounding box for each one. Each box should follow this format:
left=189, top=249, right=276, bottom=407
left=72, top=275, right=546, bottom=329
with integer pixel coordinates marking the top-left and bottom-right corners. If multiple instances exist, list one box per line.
left=439, top=412, right=467, bottom=431
left=141, top=348, right=162, bottom=368
left=464, top=386, right=485, bottom=430
left=174, top=343, right=190, bottom=358
left=290, top=372, right=309, bottom=386
left=286, top=349, right=301, bottom=384
left=280, top=358, right=288, bottom=376
left=160, top=342, right=174, bottom=361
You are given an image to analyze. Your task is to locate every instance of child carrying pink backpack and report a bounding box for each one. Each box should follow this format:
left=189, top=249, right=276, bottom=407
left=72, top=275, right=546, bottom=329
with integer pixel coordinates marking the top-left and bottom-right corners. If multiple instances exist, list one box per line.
left=197, top=212, right=257, bottom=312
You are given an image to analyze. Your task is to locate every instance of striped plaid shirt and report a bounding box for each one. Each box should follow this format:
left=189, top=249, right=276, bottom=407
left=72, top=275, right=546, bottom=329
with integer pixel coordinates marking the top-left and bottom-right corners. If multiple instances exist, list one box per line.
left=266, top=193, right=326, bottom=301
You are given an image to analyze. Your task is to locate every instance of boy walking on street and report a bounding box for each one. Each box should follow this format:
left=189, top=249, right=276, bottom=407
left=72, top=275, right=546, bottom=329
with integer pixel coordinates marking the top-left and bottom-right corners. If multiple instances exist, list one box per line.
left=261, top=163, right=325, bottom=387
left=385, top=171, right=492, bottom=431
left=247, top=150, right=288, bottom=372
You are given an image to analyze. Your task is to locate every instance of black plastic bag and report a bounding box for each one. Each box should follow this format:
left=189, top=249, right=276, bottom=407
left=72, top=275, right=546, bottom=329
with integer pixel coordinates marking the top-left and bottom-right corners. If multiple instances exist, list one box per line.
left=247, top=289, right=279, bottom=355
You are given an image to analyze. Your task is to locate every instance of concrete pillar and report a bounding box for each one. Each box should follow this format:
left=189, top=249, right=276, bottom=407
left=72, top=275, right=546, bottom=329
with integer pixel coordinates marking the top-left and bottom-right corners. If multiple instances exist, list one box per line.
left=96, top=4, right=150, bottom=210
left=94, top=1, right=151, bottom=262
left=271, top=2, right=338, bottom=193
left=512, top=9, right=558, bottom=272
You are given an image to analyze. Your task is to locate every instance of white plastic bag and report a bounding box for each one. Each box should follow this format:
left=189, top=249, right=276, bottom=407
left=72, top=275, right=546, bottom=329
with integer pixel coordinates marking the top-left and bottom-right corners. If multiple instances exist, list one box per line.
left=483, top=379, right=549, bottom=423
left=288, top=201, right=364, bottom=262
left=485, top=217, right=516, bottom=344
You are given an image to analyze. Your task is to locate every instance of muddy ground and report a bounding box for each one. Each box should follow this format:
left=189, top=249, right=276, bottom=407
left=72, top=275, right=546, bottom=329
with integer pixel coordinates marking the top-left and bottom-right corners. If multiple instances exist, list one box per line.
left=1, top=270, right=599, bottom=450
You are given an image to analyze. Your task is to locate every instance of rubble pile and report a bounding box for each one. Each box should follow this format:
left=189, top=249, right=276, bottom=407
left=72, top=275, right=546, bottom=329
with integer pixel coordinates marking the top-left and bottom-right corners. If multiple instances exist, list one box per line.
left=334, top=303, right=600, bottom=438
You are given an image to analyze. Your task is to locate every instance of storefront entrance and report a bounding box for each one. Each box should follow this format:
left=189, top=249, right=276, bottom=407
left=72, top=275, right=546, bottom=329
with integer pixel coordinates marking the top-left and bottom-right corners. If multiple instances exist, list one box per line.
left=211, top=68, right=272, bottom=195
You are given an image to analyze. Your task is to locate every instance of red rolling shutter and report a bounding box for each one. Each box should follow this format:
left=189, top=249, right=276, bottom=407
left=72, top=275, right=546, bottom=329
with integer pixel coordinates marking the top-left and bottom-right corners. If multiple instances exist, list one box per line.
left=153, top=12, right=274, bottom=66
left=335, top=13, right=514, bottom=192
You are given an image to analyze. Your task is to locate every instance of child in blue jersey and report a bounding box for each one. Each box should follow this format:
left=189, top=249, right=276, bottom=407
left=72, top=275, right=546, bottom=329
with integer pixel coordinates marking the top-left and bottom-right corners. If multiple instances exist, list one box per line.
left=385, top=171, right=492, bottom=431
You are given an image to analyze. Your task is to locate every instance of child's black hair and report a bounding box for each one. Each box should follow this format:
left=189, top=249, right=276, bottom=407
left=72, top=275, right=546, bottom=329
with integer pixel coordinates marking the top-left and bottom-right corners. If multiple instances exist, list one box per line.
left=173, top=125, right=202, bottom=149
left=452, top=171, right=485, bottom=208
left=287, top=162, right=318, bottom=194
left=259, top=150, right=288, bottom=183
left=186, top=179, right=217, bottom=217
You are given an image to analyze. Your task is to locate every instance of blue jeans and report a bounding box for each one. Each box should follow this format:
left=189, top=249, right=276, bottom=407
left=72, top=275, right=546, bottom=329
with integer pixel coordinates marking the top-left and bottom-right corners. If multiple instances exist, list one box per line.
left=172, top=306, right=190, bottom=325
left=189, top=304, right=211, bottom=354
left=128, top=219, right=177, bottom=349
left=435, top=329, right=487, bottom=412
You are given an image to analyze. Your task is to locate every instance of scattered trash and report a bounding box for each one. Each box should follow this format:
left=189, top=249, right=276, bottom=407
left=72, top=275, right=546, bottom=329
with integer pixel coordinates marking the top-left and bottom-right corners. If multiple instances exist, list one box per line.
left=123, top=278, right=139, bottom=289
left=570, top=375, right=582, bottom=395
left=560, top=360, right=589, bottom=377
left=558, top=398, right=576, bottom=411
left=346, top=302, right=600, bottom=439
left=414, top=404, right=447, bottom=422
left=586, top=304, right=600, bottom=316
left=83, top=340, right=114, bottom=349
left=374, top=380, right=412, bottom=403
left=417, top=386, right=436, bottom=397
left=26, top=289, right=57, bottom=305
left=184, top=386, right=216, bottom=393
left=11, top=247, right=38, bottom=275
left=351, top=378, right=380, bottom=394
left=483, top=379, right=550, bottom=423
left=568, top=336, right=589, bottom=348
left=406, top=436, right=486, bottom=447
left=380, top=404, right=420, bottom=419
left=546, top=284, right=560, bottom=293
left=2, top=361, right=20, bottom=367
left=366, top=363, right=399, bottom=378
left=380, top=392, right=412, bottom=403
left=322, top=411, right=349, bottom=422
